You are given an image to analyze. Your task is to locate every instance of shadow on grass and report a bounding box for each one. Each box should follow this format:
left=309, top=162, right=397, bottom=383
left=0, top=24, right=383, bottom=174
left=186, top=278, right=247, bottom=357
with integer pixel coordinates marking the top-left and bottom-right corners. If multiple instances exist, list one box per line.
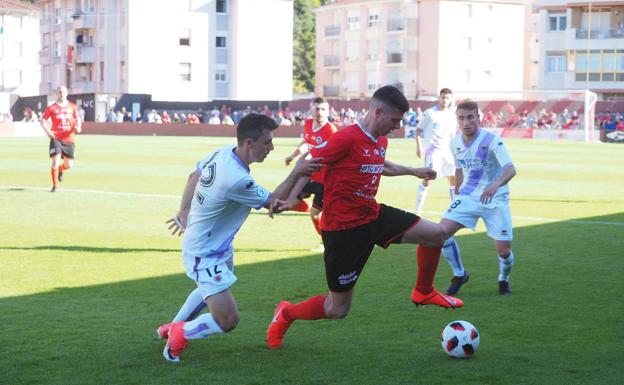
left=1, top=213, right=622, bottom=385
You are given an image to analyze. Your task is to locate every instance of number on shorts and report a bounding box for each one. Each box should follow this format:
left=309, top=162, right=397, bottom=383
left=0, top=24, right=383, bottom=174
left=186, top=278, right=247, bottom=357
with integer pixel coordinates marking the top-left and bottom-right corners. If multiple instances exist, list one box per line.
left=205, top=264, right=223, bottom=278
left=450, top=199, right=462, bottom=209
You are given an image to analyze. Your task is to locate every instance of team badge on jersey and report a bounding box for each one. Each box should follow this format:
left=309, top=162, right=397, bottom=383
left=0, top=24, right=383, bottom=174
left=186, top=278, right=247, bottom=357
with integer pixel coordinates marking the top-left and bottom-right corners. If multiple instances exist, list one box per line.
left=380, top=146, right=386, bottom=158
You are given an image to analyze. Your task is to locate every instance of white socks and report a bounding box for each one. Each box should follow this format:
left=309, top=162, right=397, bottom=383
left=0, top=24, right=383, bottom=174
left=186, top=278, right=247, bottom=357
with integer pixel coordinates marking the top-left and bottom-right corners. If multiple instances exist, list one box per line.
left=442, top=237, right=464, bottom=277
left=415, top=184, right=428, bottom=214
left=498, top=251, right=515, bottom=282
left=449, top=187, right=456, bottom=202
left=172, top=288, right=207, bottom=323
left=182, top=313, right=225, bottom=340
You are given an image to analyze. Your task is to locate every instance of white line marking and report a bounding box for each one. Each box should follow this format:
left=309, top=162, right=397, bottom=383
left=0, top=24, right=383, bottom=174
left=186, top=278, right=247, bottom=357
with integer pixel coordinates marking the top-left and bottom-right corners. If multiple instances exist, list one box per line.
left=2, top=185, right=623, bottom=226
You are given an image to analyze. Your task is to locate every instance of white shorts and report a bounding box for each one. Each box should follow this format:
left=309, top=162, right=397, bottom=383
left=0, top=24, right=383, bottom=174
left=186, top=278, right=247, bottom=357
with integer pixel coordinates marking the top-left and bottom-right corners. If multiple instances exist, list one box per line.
left=184, top=256, right=237, bottom=299
left=443, top=196, right=513, bottom=241
left=424, top=149, right=455, bottom=178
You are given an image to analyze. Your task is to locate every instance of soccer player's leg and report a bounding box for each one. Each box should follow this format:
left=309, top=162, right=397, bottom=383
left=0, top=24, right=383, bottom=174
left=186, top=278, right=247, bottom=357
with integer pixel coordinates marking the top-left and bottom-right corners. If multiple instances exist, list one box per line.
left=49, top=141, right=62, bottom=192
left=398, top=214, right=463, bottom=308
left=157, top=287, right=207, bottom=339
left=483, top=205, right=514, bottom=295
left=163, top=260, right=236, bottom=362
left=58, top=142, right=75, bottom=182
left=443, top=237, right=469, bottom=295
left=267, top=228, right=369, bottom=349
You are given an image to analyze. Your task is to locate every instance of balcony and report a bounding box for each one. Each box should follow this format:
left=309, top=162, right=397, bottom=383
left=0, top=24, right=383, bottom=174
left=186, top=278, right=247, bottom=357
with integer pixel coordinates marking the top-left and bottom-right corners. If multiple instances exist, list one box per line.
left=575, top=29, right=624, bottom=39
left=325, top=25, right=341, bottom=37
left=40, top=19, right=51, bottom=34
left=323, top=85, right=339, bottom=97
left=387, top=18, right=405, bottom=32
left=75, top=45, right=96, bottom=63
left=386, top=52, right=404, bottom=64
left=323, top=55, right=340, bottom=67
left=72, top=13, right=96, bottom=29
left=72, top=80, right=97, bottom=93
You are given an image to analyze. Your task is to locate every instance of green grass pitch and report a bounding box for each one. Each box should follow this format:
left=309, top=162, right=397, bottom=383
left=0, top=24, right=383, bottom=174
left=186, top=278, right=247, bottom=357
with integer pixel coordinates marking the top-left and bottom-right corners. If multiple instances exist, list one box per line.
left=1, top=135, right=622, bottom=385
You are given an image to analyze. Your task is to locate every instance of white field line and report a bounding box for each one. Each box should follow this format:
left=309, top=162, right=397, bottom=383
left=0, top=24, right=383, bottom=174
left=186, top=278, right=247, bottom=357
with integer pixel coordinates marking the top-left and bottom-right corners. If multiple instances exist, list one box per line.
left=2, top=185, right=623, bottom=227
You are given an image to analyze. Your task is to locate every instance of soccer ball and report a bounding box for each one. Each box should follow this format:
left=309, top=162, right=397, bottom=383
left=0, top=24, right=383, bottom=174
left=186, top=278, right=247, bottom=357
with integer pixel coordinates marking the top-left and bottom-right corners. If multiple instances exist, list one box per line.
left=441, top=320, right=480, bottom=358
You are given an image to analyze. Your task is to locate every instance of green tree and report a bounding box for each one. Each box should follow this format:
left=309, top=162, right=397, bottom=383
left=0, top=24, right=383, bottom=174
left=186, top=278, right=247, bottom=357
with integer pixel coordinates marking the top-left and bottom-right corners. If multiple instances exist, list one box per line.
left=293, top=0, right=327, bottom=93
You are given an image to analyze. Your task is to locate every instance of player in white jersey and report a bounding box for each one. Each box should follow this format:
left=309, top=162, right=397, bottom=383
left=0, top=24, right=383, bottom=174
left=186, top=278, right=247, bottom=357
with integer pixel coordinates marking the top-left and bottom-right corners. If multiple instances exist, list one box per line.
left=439, top=99, right=517, bottom=296
left=158, top=113, right=321, bottom=362
left=415, top=88, right=457, bottom=215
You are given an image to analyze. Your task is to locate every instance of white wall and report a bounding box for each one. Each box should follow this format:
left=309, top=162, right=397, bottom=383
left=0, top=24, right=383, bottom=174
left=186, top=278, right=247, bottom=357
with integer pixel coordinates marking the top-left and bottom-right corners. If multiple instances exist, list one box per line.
left=230, top=0, right=293, bottom=100
left=127, top=0, right=211, bottom=101
left=438, top=1, right=525, bottom=94
left=0, top=13, right=41, bottom=98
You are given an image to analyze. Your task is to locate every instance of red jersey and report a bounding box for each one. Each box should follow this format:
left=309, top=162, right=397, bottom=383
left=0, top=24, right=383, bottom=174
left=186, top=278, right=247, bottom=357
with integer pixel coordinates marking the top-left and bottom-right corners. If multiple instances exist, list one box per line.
left=42, top=102, right=80, bottom=142
left=303, top=118, right=336, bottom=183
left=310, top=123, right=387, bottom=231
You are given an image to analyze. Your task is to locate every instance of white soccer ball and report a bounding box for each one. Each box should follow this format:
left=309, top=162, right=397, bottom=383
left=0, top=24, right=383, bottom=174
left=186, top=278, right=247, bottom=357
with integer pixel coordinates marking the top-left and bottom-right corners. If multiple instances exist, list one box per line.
left=441, top=320, right=480, bottom=358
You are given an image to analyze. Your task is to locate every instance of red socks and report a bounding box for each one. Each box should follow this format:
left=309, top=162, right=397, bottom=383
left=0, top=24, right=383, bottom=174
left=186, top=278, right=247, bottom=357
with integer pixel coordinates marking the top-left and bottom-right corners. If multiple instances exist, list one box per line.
left=50, top=168, right=58, bottom=186
left=415, top=245, right=442, bottom=294
left=291, top=199, right=310, bottom=213
left=284, top=295, right=327, bottom=321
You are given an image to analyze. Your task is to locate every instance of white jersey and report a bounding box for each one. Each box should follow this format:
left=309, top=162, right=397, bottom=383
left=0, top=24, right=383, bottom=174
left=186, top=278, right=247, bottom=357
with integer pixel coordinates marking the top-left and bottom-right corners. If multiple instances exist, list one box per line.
left=451, top=128, right=513, bottom=207
left=182, top=145, right=271, bottom=272
left=417, top=105, right=456, bottom=156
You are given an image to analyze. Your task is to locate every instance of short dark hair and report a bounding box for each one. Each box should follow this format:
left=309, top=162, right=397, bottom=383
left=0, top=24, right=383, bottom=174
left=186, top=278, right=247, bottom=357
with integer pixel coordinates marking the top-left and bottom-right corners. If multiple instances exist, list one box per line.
left=371, top=85, right=409, bottom=113
left=236, top=113, right=278, bottom=145
left=456, top=99, right=479, bottom=114
left=439, top=88, right=453, bottom=95
left=311, top=96, right=327, bottom=105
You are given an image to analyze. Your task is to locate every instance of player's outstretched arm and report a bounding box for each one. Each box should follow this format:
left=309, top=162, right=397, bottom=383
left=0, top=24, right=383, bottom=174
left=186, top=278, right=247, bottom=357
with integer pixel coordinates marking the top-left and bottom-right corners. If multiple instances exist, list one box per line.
left=167, top=169, right=200, bottom=236
left=284, top=140, right=307, bottom=165
left=267, top=176, right=309, bottom=218
left=382, top=160, right=437, bottom=181
left=272, top=153, right=322, bottom=200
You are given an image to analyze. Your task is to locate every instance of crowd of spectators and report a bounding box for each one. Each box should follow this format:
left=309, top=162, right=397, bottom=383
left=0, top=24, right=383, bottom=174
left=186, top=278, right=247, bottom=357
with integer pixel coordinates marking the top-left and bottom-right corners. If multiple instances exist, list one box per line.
left=481, top=103, right=582, bottom=130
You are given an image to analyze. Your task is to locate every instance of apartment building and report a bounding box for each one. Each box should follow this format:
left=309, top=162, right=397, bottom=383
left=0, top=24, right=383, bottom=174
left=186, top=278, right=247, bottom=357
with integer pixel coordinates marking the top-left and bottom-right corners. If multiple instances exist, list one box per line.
left=315, top=0, right=529, bottom=99
left=536, top=0, right=624, bottom=100
left=0, top=0, right=40, bottom=111
left=37, top=0, right=293, bottom=103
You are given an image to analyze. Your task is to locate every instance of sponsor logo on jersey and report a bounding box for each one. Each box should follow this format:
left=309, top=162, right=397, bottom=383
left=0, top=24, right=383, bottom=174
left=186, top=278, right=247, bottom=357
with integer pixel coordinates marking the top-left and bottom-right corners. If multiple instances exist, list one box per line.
left=380, top=146, right=386, bottom=158
left=363, top=148, right=371, bottom=157
left=196, top=191, right=204, bottom=204
left=200, top=163, right=216, bottom=187
left=360, top=164, right=384, bottom=173
left=316, top=136, right=322, bottom=144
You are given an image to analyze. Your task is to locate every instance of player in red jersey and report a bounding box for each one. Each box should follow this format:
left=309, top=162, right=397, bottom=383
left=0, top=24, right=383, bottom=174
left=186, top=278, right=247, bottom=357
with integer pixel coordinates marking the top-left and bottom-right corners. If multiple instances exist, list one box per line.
left=40, top=85, right=82, bottom=192
left=266, top=85, right=463, bottom=350
left=284, top=97, right=337, bottom=246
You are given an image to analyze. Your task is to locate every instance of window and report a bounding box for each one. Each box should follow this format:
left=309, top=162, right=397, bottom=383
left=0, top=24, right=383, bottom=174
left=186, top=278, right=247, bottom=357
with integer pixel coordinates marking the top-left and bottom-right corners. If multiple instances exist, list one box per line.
left=548, top=11, right=566, bottom=31
left=546, top=55, right=566, bottom=73
left=54, top=8, right=61, bottom=24
left=347, top=14, right=359, bottom=31
left=179, top=28, right=191, bottom=46
left=180, top=62, right=191, bottom=81
left=368, top=13, right=380, bottom=28
left=3, top=69, right=22, bottom=87
left=215, top=70, right=227, bottom=82
left=216, top=36, right=226, bottom=48
left=367, top=39, right=379, bottom=61
left=54, top=39, right=61, bottom=57
left=100, top=61, right=104, bottom=81
left=10, top=41, right=22, bottom=57
left=216, top=0, right=227, bottom=13
left=366, top=71, right=380, bottom=91
left=345, top=40, right=359, bottom=61
left=461, top=4, right=473, bottom=18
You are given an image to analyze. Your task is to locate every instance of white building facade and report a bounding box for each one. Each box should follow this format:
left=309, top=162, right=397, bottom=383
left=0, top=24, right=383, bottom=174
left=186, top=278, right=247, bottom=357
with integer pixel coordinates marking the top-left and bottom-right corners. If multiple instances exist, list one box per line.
left=315, top=0, right=529, bottom=100
left=0, top=0, right=40, bottom=111
left=536, top=0, right=624, bottom=99
left=37, top=0, right=293, bottom=102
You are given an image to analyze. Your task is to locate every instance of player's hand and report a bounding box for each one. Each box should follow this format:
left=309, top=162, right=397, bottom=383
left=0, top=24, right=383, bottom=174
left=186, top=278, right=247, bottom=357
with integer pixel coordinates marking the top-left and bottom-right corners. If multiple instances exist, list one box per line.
left=47, top=131, right=55, bottom=139
left=284, top=155, right=294, bottom=166
left=293, top=152, right=323, bottom=176
left=268, top=198, right=292, bottom=218
left=415, top=167, right=436, bottom=181
left=480, top=184, right=499, bottom=204
left=166, top=215, right=186, bottom=236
